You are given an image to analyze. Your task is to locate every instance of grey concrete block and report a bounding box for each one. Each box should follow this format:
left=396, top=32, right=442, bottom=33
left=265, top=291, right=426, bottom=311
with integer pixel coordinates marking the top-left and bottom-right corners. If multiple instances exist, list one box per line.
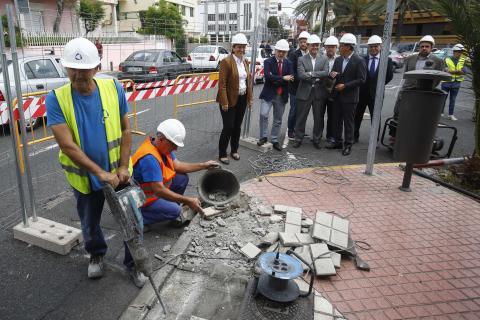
left=330, top=230, right=349, bottom=248
left=180, top=206, right=196, bottom=223
left=239, top=136, right=272, bottom=152
left=310, top=243, right=330, bottom=260
left=279, top=232, right=302, bottom=247
left=314, top=258, right=336, bottom=276
left=202, top=206, right=222, bottom=219
left=295, top=245, right=313, bottom=271
left=301, top=217, right=314, bottom=227
left=284, top=223, right=302, bottom=234
left=314, top=313, right=334, bottom=320
left=312, top=223, right=331, bottom=242
left=285, top=211, right=302, bottom=226
left=294, top=278, right=311, bottom=295
left=295, top=232, right=314, bottom=245
left=257, top=205, right=273, bottom=216
left=13, top=217, right=82, bottom=255
left=301, top=227, right=310, bottom=233
left=269, top=214, right=283, bottom=224
left=240, top=242, right=261, bottom=259
left=315, top=211, right=333, bottom=227
left=330, top=252, right=341, bottom=268
left=274, top=205, right=302, bottom=214
left=258, top=232, right=279, bottom=246
left=314, top=295, right=334, bottom=314
left=332, top=215, right=349, bottom=233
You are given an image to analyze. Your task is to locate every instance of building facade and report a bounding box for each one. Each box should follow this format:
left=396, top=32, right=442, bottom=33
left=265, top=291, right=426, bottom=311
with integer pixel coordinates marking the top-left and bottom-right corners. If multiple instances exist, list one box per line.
left=197, top=0, right=267, bottom=44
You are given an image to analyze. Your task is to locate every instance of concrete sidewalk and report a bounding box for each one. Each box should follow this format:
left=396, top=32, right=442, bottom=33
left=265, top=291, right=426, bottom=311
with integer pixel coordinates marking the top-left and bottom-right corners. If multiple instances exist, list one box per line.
left=241, top=164, right=480, bottom=319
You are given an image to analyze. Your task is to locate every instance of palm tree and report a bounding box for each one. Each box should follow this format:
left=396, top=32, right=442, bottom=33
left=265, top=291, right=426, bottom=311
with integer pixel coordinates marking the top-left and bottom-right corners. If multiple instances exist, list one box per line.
left=332, top=0, right=377, bottom=34
left=436, top=0, right=480, bottom=155
left=53, top=0, right=65, bottom=33
left=293, top=0, right=329, bottom=34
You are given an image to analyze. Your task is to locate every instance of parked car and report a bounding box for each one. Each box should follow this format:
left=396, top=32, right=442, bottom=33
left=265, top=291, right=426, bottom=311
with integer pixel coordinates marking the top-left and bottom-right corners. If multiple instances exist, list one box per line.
left=244, top=47, right=268, bottom=83
left=0, top=55, right=114, bottom=131
left=186, top=45, right=229, bottom=71
left=389, top=50, right=405, bottom=70
left=118, top=49, right=192, bottom=83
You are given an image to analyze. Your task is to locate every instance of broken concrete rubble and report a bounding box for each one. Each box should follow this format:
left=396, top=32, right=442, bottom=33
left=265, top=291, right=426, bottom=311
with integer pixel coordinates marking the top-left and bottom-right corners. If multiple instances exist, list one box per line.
left=274, top=204, right=303, bottom=214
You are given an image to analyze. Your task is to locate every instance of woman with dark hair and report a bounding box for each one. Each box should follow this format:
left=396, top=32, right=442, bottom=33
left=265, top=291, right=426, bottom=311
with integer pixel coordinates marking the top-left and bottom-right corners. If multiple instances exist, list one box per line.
left=216, top=33, right=253, bottom=164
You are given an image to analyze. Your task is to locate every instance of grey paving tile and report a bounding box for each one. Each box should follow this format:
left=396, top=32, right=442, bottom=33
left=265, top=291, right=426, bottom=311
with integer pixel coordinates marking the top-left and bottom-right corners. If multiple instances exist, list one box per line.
left=240, top=243, right=261, bottom=259
left=330, top=252, right=341, bottom=268
left=315, top=211, right=333, bottom=227
left=332, top=215, right=349, bottom=233
left=310, top=243, right=330, bottom=260
left=314, top=258, right=336, bottom=276
left=285, top=211, right=302, bottom=226
left=312, top=223, right=331, bottom=242
left=330, top=230, right=349, bottom=249
left=295, top=233, right=314, bottom=245
left=284, top=223, right=302, bottom=234
left=279, top=232, right=302, bottom=247
left=314, top=294, right=334, bottom=314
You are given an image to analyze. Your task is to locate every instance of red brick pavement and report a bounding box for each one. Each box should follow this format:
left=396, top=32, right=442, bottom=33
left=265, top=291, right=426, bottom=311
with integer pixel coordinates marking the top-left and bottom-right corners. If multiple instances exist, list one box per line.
left=241, top=164, right=480, bottom=319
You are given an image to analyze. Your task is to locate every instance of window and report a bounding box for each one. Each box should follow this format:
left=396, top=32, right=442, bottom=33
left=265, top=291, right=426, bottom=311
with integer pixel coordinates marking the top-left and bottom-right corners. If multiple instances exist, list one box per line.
left=219, top=47, right=229, bottom=54
left=219, top=24, right=226, bottom=31
left=208, top=24, right=215, bottom=31
left=126, top=51, right=159, bottom=62
left=193, top=46, right=216, bottom=53
left=210, top=35, right=217, bottom=44
left=219, top=13, right=226, bottom=21
left=164, top=51, right=182, bottom=63
left=229, top=13, right=237, bottom=20
left=229, top=24, right=237, bottom=32
left=243, top=3, right=251, bottom=30
left=224, top=35, right=230, bottom=43
left=218, top=35, right=224, bottom=42
left=172, top=52, right=183, bottom=63
left=24, top=59, right=59, bottom=79
left=181, top=5, right=185, bottom=15
left=208, top=14, right=215, bottom=21
left=190, top=7, right=194, bottom=17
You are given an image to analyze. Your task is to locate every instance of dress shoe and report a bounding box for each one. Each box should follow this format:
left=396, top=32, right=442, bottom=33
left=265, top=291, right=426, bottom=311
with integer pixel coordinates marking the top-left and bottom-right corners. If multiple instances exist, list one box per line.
left=230, top=153, right=240, bottom=161
left=292, top=141, right=301, bottom=148
left=326, top=142, right=342, bottom=149
left=272, top=142, right=282, bottom=151
left=287, top=130, right=295, bottom=139
left=342, top=145, right=352, bottom=156
left=257, top=137, right=267, bottom=146
left=219, top=157, right=229, bottom=165
left=313, top=141, right=321, bottom=149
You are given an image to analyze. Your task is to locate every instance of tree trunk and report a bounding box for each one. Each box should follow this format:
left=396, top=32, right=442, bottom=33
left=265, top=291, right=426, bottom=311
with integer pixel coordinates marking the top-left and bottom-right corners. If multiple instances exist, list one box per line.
left=321, top=2, right=328, bottom=37
left=53, top=0, right=65, bottom=33
left=395, top=7, right=405, bottom=45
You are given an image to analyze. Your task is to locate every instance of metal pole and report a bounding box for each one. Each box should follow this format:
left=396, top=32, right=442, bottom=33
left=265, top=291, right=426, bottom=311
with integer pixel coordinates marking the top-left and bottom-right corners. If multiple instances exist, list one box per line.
left=6, top=4, right=38, bottom=221
left=243, top=0, right=258, bottom=138
left=0, top=13, right=29, bottom=227
left=365, top=0, right=396, bottom=175
left=400, top=163, right=413, bottom=192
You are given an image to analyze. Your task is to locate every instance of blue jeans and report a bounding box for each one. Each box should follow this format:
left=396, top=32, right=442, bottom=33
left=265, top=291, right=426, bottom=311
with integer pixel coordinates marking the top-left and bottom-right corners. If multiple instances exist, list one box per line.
left=73, top=189, right=134, bottom=268
left=259, top=96, right=286, bottom=143
left=441, top=82, right=461, bottom=115
left=141, top=173, right=189, bottom=224
left=287, top=94, right=297, bottom=133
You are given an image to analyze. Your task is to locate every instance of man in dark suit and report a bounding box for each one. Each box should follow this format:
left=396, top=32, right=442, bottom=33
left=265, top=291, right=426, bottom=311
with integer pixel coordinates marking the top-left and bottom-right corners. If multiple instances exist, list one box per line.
left=287, top=31, right=310, bottom=139
left=292, top=34, right=329, bottom=149
left=327, top=33, right=366, bottom=156
left=258, top=39, right=294, bottom=151
left=354, top=35, right=393, bottom=143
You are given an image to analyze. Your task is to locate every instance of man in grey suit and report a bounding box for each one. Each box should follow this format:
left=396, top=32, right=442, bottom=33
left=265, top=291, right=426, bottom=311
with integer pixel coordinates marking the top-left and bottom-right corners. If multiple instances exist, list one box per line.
left=393, top=35, right=445, bottom=119
left=326, top=33, right=366, bottom=156
left=292, top=34, right=329, bottom=149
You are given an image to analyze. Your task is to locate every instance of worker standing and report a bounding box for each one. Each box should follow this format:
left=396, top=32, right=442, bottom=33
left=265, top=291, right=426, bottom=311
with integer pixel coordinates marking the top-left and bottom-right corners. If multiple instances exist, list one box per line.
left=257, top=39, right=294, bottom=151
left=323, top=36, right=340, bottom=143
left=327, top=33, right=366, bottom=156
left=45, top=38, right=145, bottom=287
left=287, top=31, right=310, bottom=139
left=132, top=119, right=218, bottom=228
left=441, top=44, right=467, bottom=121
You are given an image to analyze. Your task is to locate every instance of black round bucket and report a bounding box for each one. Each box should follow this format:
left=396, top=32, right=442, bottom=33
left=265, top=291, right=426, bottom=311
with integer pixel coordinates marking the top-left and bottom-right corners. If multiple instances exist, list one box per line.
left=197, top=168, right=240, bottom=207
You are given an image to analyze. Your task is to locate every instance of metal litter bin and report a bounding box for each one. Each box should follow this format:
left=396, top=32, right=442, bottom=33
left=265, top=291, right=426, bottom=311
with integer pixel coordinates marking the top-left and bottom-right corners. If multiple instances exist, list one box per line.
left=393, top=68, right=451, bottom=191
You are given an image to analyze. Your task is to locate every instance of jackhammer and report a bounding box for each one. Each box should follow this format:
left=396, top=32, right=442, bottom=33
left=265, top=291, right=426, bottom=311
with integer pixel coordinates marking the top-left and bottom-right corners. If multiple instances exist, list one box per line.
left=103, top=181, right=167, bottom=315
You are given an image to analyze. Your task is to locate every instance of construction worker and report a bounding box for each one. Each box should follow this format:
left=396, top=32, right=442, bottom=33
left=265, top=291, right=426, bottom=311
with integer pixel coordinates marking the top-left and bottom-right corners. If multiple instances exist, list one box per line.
left=287, top=31, right=310, bottom=139
left=292, top=34, right=329, bottom=149
left=45, top=38, right=145, bottom=287
left=323, top=35, right=340, bottom=143
left=393, top=35, right=445, bottom=119
left=354, top=35, right=393, bottom=143
left=257, top=39, right=294, bottom=151
left=132, top=119, right=218, bottom=227
left=327, top=33, right=366, bottom=156
left=441, top=44, right=467, bottom=121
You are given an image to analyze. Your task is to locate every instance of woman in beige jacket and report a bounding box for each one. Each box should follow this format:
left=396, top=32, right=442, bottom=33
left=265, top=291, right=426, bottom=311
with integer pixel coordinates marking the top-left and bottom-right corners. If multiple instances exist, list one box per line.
left=216, top=33, right=253, bottom=164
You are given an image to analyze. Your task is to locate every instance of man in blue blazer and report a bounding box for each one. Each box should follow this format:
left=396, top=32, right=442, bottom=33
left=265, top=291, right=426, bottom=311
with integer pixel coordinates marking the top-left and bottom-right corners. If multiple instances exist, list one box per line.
left=258, top=39, right=294, bottom=151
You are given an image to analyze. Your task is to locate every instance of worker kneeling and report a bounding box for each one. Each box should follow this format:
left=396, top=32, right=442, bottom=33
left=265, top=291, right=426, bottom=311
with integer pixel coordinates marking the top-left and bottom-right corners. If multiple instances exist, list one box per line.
left=132, top=119, right=218, bottom=227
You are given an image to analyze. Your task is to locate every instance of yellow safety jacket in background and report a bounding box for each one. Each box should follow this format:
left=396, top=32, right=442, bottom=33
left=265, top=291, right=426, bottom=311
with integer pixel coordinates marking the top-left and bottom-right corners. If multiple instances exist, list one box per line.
left=445, top=57, right=465, bottom=82
left=54, top=78, right=132, bottom=194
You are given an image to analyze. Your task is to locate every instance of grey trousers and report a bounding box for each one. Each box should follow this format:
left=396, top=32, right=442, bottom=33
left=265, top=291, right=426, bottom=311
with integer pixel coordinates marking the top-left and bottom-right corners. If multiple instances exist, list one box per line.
left=294, top=93, right=327, bottom=143
left=259, top=95, right=286, bottom=143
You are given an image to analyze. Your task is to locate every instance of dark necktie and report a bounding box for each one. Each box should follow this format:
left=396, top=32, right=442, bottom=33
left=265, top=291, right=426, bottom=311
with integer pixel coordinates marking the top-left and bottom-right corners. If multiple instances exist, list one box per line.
left=277, top=60, right=283, bottom=95
left=370, top=56, right=377, bottom=77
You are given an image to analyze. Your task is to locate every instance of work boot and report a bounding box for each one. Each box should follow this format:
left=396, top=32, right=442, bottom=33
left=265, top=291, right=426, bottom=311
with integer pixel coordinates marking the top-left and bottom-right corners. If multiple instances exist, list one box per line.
left=128, top=266, right=148, bottom=288
left=88, top=255, right=105, bottom=279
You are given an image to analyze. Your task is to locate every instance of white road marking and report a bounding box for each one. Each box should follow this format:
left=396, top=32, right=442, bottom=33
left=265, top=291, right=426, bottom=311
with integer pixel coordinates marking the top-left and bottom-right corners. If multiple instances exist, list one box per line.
left=29, top=143, right=58, bottom=156
left=286, top=151, right=296, bottom=160
left=128, top=108, right=150, bottom=118
left=385, top=85, right=400, bottom=90
left=282, top=133, right=290, bottom=149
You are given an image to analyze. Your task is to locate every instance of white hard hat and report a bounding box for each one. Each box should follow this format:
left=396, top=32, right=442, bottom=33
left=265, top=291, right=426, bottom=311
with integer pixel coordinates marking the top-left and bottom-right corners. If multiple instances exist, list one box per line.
left=274, top=39, right=290, bottom=52
left=156, top=119, right=186, bottom=147
left=307, top=34, right=321, bottom=44
left=231, top=33, right=248, bottom=45
left=452, top=44, right=465, bottom=51
left=324, top=36, right=339, bottom=46
left=367, top=35, right=382, bottom=45
left=298, top=31, right=310, bottom=40
left=61, top=37, right=100, bottom=69
left=339, top=33, right=357, bottom=45
left=419, top=35, right=435, bottom=46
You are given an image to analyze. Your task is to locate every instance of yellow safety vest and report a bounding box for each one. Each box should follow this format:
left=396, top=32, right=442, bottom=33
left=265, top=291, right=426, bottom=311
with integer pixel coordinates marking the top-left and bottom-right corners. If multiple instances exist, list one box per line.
left=445, top=57, right=465, bottom=82
left=54, top=78, right=132, bottom=194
